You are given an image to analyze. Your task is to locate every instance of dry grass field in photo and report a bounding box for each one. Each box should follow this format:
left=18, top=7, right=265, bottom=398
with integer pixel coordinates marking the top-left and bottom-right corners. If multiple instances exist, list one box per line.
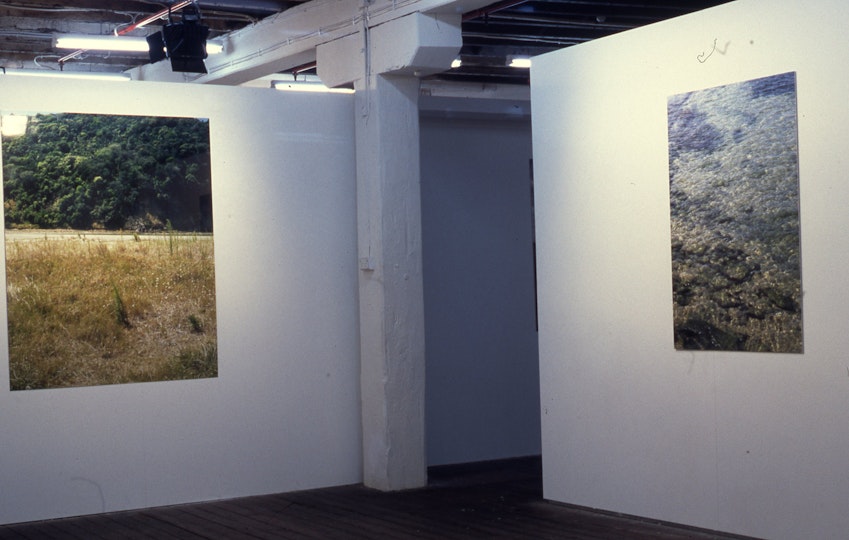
left=6, top=230, right=217, bottom=390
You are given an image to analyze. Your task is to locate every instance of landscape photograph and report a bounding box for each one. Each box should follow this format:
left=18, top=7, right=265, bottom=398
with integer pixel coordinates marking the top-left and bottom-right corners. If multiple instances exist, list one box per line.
left=2, top=111, right=217, bottom=390
left=667, top=72, right=802, bottom=353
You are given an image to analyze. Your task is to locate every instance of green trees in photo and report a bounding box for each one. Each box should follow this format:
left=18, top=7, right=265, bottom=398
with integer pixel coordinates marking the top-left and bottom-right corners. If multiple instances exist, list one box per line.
left=2, top=113, right=211, bottom=231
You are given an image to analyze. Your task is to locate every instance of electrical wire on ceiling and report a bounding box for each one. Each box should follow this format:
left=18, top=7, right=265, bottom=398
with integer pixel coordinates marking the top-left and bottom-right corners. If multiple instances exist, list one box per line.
left=0, top=30, right=54, bottom=40
left=195, top=11, right=258, bottom=24
left=34, top=55, right=62, bottom=70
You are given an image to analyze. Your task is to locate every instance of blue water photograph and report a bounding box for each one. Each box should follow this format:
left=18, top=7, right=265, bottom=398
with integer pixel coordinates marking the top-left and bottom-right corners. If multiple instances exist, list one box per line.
left=668, top=72, right=802, bottom=353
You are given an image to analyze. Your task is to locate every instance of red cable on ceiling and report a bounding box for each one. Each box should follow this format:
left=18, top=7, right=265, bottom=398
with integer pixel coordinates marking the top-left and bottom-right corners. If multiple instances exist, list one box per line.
left=58, top=0, right=195, bottom=67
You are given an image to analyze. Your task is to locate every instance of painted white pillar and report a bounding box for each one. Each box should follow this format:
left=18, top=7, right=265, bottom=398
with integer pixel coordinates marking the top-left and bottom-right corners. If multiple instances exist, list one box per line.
left=356, top=73, right=427, bottom=491
left=318, top=10, right=461, bottom=491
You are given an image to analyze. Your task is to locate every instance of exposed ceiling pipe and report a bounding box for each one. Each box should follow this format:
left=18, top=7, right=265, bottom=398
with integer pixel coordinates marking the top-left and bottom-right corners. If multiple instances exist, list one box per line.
left=475, top=12, right=632, bottom=30
left=289, top=61, right=317, bottom=75
left=463, top=0, right=529, bottom=22
left=196, top=0, right=292, bottom=14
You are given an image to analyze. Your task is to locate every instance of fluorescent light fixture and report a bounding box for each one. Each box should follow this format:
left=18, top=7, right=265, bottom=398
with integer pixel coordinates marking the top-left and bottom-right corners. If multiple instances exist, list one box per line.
left=1, top=114, right=28, bottom=137
left=508, top=57, right=532, bottom=68
left=54, top=34, right=224, bottom=55
left=272, top=76, right=354, bottom=94
left=0, top=68, right=131, bottom=82
left=55, top=35, right=150, bottom=53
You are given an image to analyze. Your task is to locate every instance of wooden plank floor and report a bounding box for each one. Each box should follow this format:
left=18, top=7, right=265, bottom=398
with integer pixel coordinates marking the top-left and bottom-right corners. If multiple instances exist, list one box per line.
left=0, top=458, right=753, bottom=539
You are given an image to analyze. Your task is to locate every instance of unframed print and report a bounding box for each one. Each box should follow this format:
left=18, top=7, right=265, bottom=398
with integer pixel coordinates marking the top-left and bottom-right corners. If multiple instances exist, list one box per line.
left=668, top=72, right=802, bottom=353
left=2, top=112, right=218, bottom=389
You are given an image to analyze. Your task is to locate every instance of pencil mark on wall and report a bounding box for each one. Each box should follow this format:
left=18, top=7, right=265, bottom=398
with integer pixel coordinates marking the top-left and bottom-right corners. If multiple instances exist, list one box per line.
left=697, top=38, right=717, bottom=63
left=71, top=477, right=106, bottom=512
left=696, top=39, right=730, bottom=63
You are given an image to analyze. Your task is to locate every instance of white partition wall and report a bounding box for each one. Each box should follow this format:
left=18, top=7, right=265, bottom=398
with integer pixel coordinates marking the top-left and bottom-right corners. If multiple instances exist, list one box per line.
left=532, top=1, right=849, bottom=538
left=0, top=78, right=360, bottom=524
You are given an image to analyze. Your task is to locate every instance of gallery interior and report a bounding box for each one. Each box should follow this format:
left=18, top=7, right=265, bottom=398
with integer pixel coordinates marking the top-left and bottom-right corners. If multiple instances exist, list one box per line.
left=0, top=0, right=845, bottom=538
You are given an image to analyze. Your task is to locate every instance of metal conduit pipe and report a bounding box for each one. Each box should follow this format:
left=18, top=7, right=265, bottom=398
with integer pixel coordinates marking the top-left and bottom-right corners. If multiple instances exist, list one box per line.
left=195, top=0, right=292, bottom=16
left=463, top=0, right=529, bottom=22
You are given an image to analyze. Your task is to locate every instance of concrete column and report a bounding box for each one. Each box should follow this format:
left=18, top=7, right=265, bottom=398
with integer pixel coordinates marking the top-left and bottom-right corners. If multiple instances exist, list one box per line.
left=317, top=10, right=461, bottom=491
left=356, top=73, right=426, bottom=491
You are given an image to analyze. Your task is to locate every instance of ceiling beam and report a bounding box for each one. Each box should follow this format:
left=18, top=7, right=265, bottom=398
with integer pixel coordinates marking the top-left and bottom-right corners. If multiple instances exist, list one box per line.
left=129, top=0, right=495, bottom=85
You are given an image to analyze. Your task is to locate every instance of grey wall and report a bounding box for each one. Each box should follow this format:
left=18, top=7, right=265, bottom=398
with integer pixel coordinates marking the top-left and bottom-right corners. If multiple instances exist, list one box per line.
left=421, top=114, right=540, bottom=467
left=0, top=78, right=361, bottom=525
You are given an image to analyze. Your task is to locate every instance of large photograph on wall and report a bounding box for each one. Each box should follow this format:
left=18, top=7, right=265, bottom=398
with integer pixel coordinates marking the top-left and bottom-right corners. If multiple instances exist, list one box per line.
left=668, top=72, right=802, bottom=353
left=1, top=111, right=217, bottom=390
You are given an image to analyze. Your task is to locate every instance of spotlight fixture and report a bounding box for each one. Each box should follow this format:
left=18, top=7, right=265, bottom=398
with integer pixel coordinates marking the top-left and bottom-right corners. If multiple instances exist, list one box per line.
left=146, top=32, right=168, bottom=63
left=147, top=3, right=211, bottom=74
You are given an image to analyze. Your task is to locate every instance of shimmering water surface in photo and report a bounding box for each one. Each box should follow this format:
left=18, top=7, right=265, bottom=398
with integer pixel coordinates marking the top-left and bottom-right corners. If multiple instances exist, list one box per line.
left=668, top=72, right=802, bottom=353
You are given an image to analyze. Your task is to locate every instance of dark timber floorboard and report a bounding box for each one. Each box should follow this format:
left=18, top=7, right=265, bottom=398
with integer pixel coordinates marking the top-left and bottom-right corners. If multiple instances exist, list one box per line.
left=0, top=457, right=757, bottom=539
